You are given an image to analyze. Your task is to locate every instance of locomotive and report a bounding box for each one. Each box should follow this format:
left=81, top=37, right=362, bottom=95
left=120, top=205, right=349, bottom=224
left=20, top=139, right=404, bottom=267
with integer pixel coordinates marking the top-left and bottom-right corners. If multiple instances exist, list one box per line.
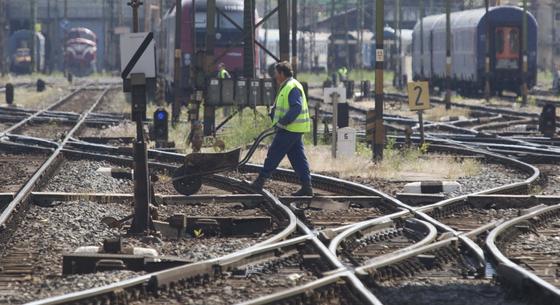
left=64, top=27, right=97, bottom=76
left=412, top=6, right=538, bottom=96
left=161, top=0, right=251, bottom=101
left=8, top=30, right=45, bottom=74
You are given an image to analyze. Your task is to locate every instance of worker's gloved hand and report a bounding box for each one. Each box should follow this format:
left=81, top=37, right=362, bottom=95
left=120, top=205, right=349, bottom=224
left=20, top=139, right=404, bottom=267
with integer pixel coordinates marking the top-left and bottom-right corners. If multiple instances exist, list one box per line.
left=272, top=122, right=285, bottom=131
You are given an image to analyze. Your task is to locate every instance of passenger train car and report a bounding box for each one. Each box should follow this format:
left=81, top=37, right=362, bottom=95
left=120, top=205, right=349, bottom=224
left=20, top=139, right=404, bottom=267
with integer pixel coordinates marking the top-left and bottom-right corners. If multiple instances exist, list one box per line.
left=64, top=27, right=98, bottom=76
left=161, top=0, right=252, bottom=101
left=412, top=6, right=538, bottom=95
left=8, top=30, right=45, bottom=74
left=258, top=27, right=407, bottom=76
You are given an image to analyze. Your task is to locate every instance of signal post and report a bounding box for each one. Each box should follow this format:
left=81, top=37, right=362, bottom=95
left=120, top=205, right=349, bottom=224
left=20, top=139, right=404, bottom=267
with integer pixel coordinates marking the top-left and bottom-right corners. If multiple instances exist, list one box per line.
left=121, top=0, right=157, bottom=234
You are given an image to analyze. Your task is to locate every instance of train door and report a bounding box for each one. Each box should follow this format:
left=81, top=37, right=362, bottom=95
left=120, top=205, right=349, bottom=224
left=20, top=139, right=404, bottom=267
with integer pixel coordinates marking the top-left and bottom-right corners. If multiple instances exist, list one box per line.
left=494, top=26, right=520, bottom=70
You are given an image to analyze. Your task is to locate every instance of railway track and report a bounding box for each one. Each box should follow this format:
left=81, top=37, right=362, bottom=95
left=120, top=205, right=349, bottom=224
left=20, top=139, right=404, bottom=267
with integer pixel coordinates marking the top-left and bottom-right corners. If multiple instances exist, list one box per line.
left=0, top=81, right=558, bottom=304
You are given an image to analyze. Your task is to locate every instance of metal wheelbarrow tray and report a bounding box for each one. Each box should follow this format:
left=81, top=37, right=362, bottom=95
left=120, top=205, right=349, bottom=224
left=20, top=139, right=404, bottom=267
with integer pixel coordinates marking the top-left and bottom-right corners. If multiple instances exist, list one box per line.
left=172, top=128, right=276, bottom=195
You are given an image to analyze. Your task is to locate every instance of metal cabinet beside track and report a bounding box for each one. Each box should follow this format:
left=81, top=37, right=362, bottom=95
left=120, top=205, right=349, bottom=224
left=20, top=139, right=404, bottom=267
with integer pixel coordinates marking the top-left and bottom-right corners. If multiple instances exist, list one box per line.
left=206, top=78, right=276, bottom=107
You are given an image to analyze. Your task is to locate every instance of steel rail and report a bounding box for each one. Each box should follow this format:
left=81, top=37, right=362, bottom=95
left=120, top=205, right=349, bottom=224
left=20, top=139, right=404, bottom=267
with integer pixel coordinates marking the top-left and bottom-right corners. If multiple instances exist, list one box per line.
left=23, top=147, right=399, bottom=305
left=0, top=86, right=109, bottom=240
left=329, top=216, right=438, bottom=275
left=26, top=179, right=299, bottom=305
left=0, top=84, right=91, bottom=136
left=486, top=204, right=560, bottom=303
left=354, top=237, right=461, bottom=275
left=17, top=106, right=553, bottom=305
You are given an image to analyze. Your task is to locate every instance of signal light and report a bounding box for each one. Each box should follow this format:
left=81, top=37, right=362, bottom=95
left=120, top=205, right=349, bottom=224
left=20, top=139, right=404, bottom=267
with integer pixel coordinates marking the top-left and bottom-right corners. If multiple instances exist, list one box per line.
left=539, top=103, right=556, bottom=138
left=153, top=108, right=169, bottom=145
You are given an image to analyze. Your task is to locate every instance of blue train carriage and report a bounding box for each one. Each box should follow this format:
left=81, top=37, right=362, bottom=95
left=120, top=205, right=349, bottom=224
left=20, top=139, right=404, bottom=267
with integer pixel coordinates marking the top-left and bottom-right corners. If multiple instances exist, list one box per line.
left=412, top=6, right=537, bottom=96
left=8, top=30, right=45, bottom=74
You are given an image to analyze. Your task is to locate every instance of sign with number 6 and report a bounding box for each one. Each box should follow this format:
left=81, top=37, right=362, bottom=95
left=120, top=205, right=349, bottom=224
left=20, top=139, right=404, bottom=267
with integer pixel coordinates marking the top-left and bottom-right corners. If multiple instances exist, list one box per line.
left=407, top=82, right=430, bottom=111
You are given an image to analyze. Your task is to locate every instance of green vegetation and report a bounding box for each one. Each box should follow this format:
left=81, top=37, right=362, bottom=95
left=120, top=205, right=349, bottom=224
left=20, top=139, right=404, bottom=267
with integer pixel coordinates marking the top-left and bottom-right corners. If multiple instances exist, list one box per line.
left=538, top=70, right=554, bottom=89
left=218, top=108, right=272, bottom=149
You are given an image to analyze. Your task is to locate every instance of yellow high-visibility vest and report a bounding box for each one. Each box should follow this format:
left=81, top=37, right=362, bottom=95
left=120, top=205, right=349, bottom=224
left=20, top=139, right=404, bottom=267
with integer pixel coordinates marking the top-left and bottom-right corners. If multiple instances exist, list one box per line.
left=272, top=78, right=311, bottom=133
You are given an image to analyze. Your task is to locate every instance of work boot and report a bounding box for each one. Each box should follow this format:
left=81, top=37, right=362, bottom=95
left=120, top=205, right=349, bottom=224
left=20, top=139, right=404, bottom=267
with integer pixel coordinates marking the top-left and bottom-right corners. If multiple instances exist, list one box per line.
left=250, top=175, right=267, bottom=191
left=291, top=181, right=314, bottom=197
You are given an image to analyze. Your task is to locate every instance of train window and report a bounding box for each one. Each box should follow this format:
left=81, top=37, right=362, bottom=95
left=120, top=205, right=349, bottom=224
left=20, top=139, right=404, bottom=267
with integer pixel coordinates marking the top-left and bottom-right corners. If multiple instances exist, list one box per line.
left=495, top=29, right=504, bottom=54
left=195, top=13, right=206, bottom=28
left=195, top=13, right=218, bottom=29
left=219, top=12, right=243, bottom=30
left=509, top=28, right=519, bottom=54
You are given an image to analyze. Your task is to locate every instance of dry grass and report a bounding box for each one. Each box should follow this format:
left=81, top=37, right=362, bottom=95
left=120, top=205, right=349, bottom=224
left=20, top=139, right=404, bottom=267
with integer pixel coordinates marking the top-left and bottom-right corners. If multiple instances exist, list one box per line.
left=250, top=144, right=481, bottom=181
left=2, top=86, right=69, bottom=109
left=96, top=89, right=130, bottom=113
left=0, top=73, right=66, bottom=85
left=81, top=122, right=136, bottom=138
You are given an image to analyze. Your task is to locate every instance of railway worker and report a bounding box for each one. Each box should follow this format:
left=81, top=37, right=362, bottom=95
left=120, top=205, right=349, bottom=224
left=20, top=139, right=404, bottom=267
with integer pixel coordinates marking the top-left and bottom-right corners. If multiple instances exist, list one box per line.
left=250, top=61, right=313, bottom=196
left=337, top=66, right=348, bottom=82
left=217, top=63, right=231, bottom=79
left=217, top=63, right=232, bottom=116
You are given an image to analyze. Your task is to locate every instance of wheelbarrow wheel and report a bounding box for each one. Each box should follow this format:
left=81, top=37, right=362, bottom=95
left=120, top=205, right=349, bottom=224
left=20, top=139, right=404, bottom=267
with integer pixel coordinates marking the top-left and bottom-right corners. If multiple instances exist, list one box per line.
left=173, top=165, right=203, bottom=195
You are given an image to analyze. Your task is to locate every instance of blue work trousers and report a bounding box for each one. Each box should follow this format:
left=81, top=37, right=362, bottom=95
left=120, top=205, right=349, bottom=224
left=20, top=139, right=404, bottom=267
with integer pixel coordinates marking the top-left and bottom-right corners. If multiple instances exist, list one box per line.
left=260, top=129, right=311, bottom=184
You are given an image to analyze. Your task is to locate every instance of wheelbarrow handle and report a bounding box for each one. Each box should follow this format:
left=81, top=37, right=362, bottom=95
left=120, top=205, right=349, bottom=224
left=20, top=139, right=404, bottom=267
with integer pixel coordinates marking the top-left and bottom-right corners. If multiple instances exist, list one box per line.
left=238, top=127, right=277, bottom=167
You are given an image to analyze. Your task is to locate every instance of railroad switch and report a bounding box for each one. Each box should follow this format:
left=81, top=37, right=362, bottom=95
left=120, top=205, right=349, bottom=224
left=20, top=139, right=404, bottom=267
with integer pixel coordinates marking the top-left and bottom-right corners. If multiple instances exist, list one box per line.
left=103, top=238, right=123, bottom=254
left=153, top=215, right=272, bottom=238
left=416, top=254, right=436, bottom=270
left=63, top=243, right=189, bottom=275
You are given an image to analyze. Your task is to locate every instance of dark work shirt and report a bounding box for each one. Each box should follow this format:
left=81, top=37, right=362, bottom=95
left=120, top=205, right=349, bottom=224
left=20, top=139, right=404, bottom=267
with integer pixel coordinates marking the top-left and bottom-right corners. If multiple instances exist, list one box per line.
left=277, top=87, right=303, bottom=126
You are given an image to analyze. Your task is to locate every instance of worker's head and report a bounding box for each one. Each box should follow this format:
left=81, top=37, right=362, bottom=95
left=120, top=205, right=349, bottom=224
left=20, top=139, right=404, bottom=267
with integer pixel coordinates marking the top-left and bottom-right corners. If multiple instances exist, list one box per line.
left=218, top=62, right=225, bottom=70
left=274, top=61, right=293, bottom=85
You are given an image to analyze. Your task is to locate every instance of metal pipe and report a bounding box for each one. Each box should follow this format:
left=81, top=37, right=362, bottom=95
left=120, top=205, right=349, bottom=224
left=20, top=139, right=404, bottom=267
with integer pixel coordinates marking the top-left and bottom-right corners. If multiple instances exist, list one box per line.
left=396, top=0, right=401, bottom=88
left=291, top=0, right=297, bottom=76
left=521, top=0, right=528, bottom=106
left=31, top=0, right=36, bottom=73
left=0, top=0, right=5, bottom=76
left=484, top=0, right=491, bottom=102
left=373, top=0, right=384, bottom=160
left=172, top=0, right=182, bottom=123
left=244, top=0, right=255, bottom=77
left=204, top=0, right=216, bottom=136
left=420, top=0, right=425, bottom=79
left=278, top=0, right=289, bottom=62
left=445, top=0, right=451, bottom=109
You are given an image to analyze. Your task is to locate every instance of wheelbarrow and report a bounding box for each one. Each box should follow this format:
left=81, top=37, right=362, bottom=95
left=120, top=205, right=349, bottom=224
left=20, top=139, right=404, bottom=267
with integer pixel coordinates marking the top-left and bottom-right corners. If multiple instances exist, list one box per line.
left=172, top=127, right=276, bottom=195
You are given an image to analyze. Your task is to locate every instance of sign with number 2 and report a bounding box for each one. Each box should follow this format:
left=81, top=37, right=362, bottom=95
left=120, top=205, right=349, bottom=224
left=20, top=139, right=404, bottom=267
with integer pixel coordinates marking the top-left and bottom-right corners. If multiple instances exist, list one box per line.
left=407, top=82, right=430, bottom=111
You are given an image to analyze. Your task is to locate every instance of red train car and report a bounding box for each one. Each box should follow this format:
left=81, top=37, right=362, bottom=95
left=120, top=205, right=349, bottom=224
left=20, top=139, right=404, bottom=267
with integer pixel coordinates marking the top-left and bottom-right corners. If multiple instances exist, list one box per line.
left=161, top=0, right=258, bottom=101
left=65, top=27, right=97, bottom=76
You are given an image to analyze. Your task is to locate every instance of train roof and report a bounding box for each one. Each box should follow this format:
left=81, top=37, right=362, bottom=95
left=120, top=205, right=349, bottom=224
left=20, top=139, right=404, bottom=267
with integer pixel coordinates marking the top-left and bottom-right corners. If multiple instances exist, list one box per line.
left=68, top=27, right=97, bottom=39
left=414, top=5, right=537, bottom=33
left=8, top=30, right=45, bottom=53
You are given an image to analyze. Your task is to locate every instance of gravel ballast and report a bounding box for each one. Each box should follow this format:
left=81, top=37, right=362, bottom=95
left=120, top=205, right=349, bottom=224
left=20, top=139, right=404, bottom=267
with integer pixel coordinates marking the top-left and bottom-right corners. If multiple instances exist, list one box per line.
left=43, top=160, right=134, bottom=193
left=0, top=199, right=274, bottom=304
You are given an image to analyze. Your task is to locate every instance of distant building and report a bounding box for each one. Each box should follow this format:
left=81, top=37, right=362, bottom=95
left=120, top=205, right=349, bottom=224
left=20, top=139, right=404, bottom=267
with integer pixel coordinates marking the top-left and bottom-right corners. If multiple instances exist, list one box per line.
left=3, top=0, right=164, bottom=72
